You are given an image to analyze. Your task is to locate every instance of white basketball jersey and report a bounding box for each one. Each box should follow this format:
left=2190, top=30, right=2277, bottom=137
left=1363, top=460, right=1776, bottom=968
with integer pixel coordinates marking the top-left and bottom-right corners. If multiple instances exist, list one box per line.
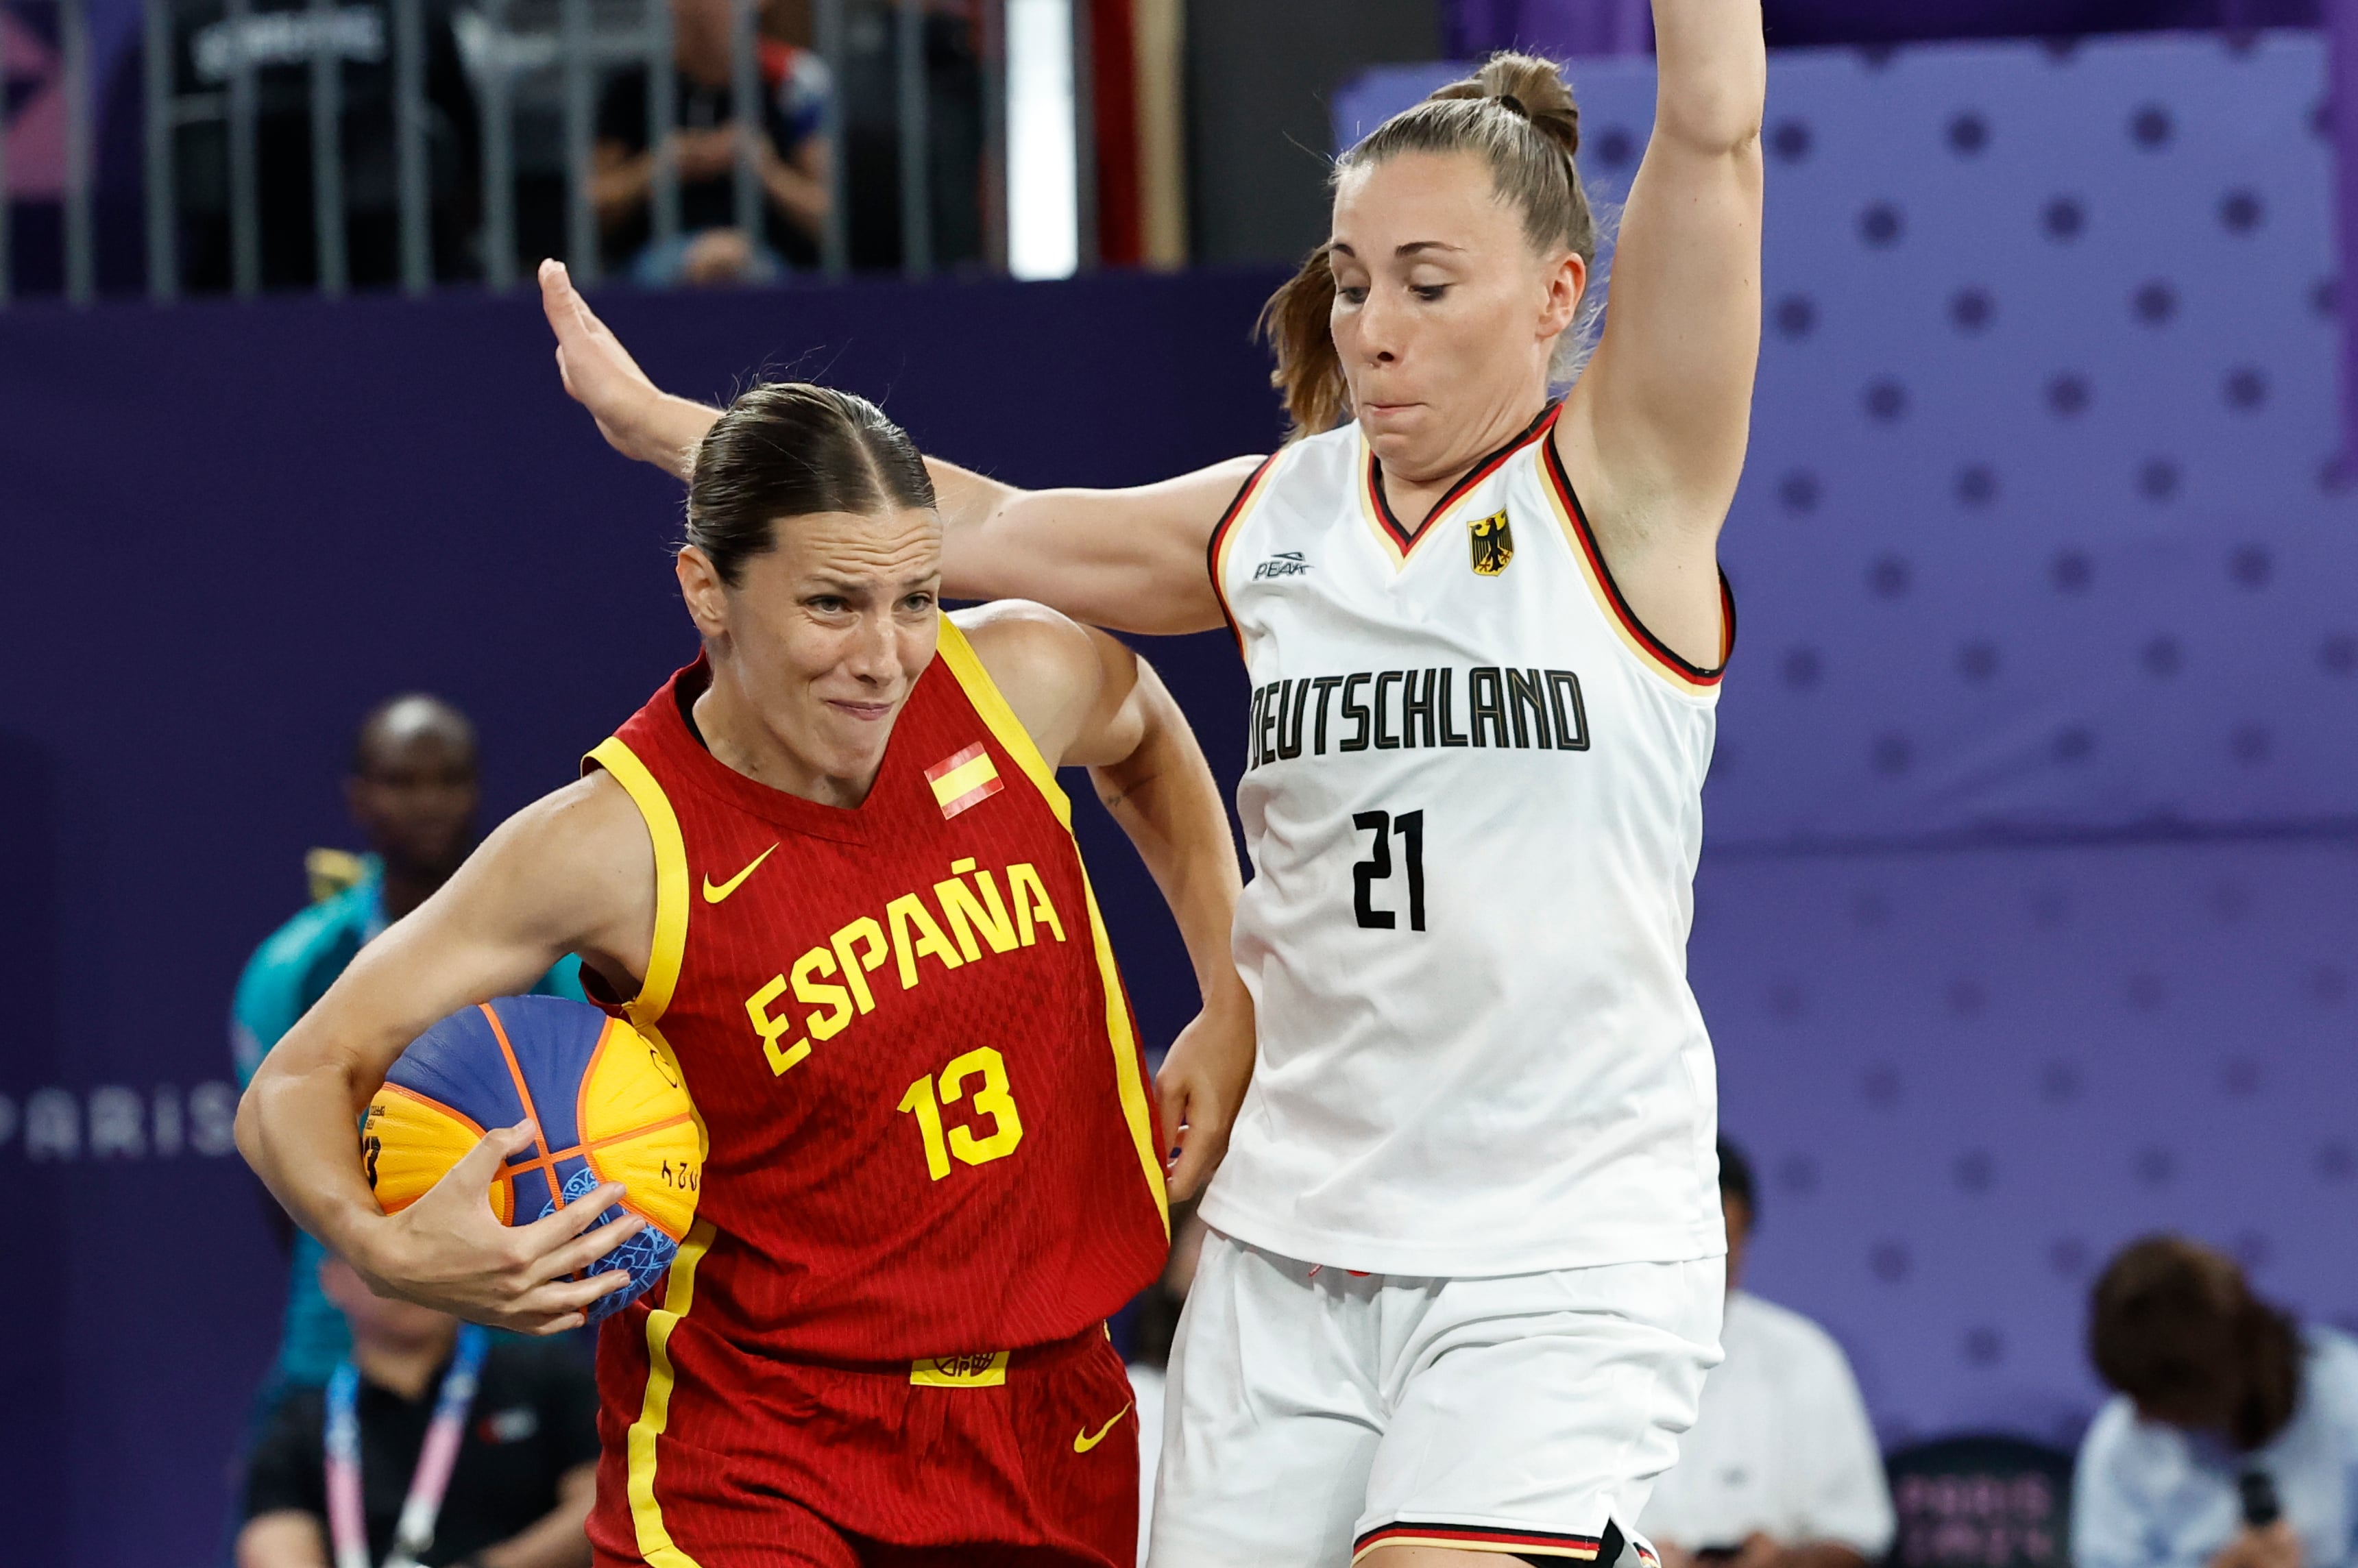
left=1196, top=408, right=1733, bottom=1277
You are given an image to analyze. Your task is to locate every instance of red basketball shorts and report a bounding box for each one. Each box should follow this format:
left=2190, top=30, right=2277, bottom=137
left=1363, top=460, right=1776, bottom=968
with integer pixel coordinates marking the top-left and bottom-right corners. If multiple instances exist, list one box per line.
left=588, top=1321, right=1141, bottom=1568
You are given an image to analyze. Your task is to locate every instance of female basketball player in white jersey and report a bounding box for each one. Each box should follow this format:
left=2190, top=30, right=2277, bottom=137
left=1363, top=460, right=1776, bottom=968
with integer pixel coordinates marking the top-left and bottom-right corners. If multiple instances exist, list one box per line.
left=544, top=6, right=1762, bottom=1563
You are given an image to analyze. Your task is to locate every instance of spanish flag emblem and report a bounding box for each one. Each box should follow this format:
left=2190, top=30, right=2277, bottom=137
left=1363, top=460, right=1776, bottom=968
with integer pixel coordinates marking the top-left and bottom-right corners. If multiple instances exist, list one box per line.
left=925, top=742, right=1004, bottom=820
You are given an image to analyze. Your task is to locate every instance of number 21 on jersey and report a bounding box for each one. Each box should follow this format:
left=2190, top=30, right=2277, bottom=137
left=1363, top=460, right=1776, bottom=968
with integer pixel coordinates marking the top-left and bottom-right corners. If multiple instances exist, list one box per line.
left=1352, top=809, right=1426, bottom=931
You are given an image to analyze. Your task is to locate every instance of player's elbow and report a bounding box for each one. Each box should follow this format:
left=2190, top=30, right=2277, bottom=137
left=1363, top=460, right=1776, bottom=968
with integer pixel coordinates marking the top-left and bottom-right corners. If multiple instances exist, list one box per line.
left=1654, top=77, right=1766, bottom=160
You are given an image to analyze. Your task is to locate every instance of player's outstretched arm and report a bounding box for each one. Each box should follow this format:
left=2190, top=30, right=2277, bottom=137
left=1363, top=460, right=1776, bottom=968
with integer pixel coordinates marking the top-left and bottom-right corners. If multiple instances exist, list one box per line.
left=540, top=259, right=1261, bottom=637
left=1556, top=0, right=1763, bottom=549
left=234, top=774, right=659, bottom=1334
left=958, top=602, right=1254, bottom=1201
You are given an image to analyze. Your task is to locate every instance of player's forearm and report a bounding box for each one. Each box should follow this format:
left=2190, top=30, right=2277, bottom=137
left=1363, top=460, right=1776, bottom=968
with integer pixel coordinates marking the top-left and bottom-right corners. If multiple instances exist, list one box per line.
left=234, top=1049, right=386, bottom=1267
left=631, top=393, right=721, bottom=480
left=1090, top=663, right=1247, bottom=1011
left=1651, top=0, right=1766, bottom=153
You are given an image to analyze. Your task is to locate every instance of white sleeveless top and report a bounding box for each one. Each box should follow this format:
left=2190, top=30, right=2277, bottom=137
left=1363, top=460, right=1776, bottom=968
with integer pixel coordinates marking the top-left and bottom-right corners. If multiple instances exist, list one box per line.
left=1196, top=408, right=1733, bottom=1277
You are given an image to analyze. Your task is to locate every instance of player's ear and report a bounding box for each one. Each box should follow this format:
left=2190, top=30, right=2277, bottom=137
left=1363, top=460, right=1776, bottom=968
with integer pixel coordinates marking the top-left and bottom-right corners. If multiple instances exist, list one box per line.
left=676, top=546, right=729, bottom=638
left=1541, top=249, right=1585, bottom=339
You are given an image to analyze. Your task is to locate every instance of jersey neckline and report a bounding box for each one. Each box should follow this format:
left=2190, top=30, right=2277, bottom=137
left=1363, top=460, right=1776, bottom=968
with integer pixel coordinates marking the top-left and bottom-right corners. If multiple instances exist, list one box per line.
left=1362, top=399, right=1564, bottom=564
left=650, top=652, right=901, bottom=843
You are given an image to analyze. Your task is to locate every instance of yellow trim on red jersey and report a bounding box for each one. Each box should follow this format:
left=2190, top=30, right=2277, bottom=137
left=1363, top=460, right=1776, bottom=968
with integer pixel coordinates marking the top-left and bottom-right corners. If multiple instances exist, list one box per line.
left=934, top=615, right=1171, bottom=1238
left=933, top=618, right=1069, bottom=824
left=585, top=736, right=691, bottom=1027
left=627, top=1218, right=716, bottom=1568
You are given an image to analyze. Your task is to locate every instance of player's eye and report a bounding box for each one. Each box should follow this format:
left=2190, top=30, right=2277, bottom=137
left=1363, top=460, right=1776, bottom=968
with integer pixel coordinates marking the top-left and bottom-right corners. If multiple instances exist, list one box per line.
left=1336, top=285, right=1368, bottom=305
left=1411, top=284, right=1448, bottom=302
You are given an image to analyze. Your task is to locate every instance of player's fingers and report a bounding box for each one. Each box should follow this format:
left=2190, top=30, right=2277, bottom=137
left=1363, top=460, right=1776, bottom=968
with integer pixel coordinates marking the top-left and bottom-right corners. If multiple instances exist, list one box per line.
left=543, top=1212, right=646, bottom=1278
left=517, top=1269, right=636, bottom=1322
left=516, top=1179, right=630, bottom=1251
left=440, top=1120, right=537, bottom=1197
left=1155, top=1081, right=1192, bottom=1181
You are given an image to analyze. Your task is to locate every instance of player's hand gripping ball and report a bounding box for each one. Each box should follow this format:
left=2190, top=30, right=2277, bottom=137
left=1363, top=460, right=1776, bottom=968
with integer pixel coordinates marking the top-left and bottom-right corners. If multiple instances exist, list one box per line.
left=363, top=996, right=703, bottom=1323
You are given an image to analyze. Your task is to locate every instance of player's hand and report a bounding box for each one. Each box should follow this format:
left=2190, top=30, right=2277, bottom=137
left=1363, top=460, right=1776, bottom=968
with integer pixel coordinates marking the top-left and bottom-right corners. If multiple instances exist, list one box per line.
left=354, top=1119, right=645, bottom=1335
left=539, top=258, right=692, bottom=475
left=1154, top=995, right=1255, bottom=1202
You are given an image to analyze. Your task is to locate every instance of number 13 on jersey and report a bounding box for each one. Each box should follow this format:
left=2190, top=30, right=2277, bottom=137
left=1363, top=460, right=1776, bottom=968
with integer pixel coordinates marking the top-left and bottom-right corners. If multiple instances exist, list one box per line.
left=897, top=1046, right=1025, bottom=1180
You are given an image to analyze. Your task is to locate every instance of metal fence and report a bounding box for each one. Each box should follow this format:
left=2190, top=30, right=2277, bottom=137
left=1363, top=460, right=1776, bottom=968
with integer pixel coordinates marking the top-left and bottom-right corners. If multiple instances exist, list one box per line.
left=0, top=0, right=1101, bottom=304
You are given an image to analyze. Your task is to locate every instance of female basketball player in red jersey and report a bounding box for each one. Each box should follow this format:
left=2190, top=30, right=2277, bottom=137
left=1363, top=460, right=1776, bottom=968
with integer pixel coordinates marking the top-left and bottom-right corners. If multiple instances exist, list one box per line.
left=237, top=383, right=1253, bottom=1568
left=546, top=5, right=1763, bottom=1564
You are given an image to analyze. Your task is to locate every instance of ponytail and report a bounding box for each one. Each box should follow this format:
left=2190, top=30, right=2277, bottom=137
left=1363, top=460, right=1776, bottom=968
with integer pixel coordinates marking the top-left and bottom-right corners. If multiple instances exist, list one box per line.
left=1259, top=247, right=1348, bottom=441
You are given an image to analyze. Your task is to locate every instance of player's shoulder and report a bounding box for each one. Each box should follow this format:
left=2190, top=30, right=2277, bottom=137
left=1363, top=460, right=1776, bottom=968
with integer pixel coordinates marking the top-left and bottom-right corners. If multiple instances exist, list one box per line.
left=951, top=600, right=1099, bottom=698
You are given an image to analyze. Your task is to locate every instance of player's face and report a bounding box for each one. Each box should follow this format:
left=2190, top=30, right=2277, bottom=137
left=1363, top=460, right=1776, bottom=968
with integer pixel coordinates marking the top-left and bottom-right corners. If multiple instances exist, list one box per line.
left=1326, top=150, right=1585, bottom=483
left=714, top=507, right=944, bottom=787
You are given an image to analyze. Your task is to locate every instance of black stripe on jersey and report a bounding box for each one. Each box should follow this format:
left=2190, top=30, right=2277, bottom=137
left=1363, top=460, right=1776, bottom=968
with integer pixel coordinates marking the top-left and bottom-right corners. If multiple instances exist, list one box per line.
left=1206, top=452, right=1283, bottom=657
left=1541, top=437, right=1738, bottom=685
left=1365, top=399, right=1563, bottom=552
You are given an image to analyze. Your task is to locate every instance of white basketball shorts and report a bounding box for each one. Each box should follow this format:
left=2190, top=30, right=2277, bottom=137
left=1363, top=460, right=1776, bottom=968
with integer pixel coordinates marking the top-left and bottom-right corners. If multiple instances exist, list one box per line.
left=1145, top=1230, right=1724, bottom=1567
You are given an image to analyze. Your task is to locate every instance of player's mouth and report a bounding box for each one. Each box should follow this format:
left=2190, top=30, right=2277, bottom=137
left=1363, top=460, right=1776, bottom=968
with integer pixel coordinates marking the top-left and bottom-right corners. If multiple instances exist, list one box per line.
left=827, top=698, right=897, bottom=722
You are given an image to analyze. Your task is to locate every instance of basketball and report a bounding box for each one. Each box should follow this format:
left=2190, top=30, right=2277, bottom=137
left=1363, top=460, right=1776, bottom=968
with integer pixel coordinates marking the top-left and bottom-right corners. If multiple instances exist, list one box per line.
left=362, top=994, right=703, bottom=1323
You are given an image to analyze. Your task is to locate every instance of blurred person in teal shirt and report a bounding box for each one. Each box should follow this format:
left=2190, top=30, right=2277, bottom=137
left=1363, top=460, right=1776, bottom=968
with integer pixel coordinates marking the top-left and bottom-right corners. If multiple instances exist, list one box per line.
left=232, top=694, right=584, bottom=1392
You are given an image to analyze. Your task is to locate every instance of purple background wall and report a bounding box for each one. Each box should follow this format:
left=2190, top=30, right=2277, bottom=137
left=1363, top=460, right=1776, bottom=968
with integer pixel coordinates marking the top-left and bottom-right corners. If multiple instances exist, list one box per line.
left=7, top=26, right=2358, bottom=1568
left=1348, top=29, right=2358, bottom=1445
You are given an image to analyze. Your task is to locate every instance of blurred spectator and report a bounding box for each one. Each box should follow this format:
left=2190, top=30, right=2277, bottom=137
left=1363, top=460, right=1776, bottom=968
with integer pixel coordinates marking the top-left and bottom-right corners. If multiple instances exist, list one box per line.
left=1128, top=1203, right=1209, bottom=1567
left=2074, top=1236, right=2358, bottom=1568
left=591, top=0, right=831, bottom=286
left=238, top=1255, right=598, bottom=1568
left=232, top=695, right=584, bottom=1395
left=1642, top=1139, right=1895, bottom=1568
left=119, top=0, right=483, bottom=291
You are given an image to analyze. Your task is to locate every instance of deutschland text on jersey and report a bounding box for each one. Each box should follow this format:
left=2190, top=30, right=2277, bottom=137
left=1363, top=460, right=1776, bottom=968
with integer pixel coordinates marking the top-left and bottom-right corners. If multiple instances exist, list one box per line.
left=1201, top=407, right=1735, bottom=1277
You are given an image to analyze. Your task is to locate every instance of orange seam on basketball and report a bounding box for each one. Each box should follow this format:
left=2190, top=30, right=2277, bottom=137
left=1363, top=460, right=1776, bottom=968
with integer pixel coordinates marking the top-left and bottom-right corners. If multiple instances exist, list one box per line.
left=478, top=1001, right=559, bottom=1214
left=375, top=1081, right=489, bottom=1141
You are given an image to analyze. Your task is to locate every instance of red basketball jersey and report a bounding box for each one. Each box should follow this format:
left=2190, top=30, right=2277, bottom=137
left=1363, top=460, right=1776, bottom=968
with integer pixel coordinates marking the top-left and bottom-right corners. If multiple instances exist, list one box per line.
left=582, top=617, right=1169, bottom=1360
left=582, top=619, right=1171, bottom=1562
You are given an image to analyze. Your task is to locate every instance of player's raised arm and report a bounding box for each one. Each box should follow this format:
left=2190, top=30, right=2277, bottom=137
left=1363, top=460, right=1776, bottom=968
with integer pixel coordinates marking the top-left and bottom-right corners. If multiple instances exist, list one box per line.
left=1560, top=0, right=1764, bottom=539
left=956, top=600, right=1252, bottom=1201
left=233, top=774, right=657, bottom=1333
left=540, top=259, right=1257, bottom=636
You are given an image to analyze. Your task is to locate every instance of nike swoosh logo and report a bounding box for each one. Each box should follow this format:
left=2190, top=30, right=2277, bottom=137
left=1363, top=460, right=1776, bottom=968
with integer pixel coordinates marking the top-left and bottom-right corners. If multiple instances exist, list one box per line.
left=701, top=844, right=778, bottom=904
left=1073, top=1402, right=1131, bottom=1454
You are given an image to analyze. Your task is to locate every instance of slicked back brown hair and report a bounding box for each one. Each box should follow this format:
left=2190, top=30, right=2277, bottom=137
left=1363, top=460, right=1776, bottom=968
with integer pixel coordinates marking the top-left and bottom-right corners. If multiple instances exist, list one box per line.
left=685, top=382, right=936, bottom=587
left=1260, top=51, right=1598, bottom=439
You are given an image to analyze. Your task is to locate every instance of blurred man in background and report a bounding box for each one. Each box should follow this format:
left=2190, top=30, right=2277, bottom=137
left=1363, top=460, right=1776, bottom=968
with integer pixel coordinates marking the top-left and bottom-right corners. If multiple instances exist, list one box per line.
left=1642, top=1139, right=1895, bottom=1568
left=590, top=0, right=831, bottom=285
left=2074, top=1236, right=2358, bottom=1568
left=239, top=1255, right=598, bottom=1568
left=232, top=694, right=584, bottom=1397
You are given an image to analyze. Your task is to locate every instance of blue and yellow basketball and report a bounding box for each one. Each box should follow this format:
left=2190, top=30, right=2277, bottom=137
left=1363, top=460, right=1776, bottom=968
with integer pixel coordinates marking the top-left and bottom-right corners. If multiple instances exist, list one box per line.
left=363, top=995, right=703, bottom=1323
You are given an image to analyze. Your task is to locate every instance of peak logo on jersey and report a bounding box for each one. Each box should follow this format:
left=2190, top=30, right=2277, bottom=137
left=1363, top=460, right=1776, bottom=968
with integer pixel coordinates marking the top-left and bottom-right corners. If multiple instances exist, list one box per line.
left=1253, top=551, right=1311, bottom=580
left=925, top=743, right=1004, bottom=820
left=1469, top=511, right=1514, bottom=576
